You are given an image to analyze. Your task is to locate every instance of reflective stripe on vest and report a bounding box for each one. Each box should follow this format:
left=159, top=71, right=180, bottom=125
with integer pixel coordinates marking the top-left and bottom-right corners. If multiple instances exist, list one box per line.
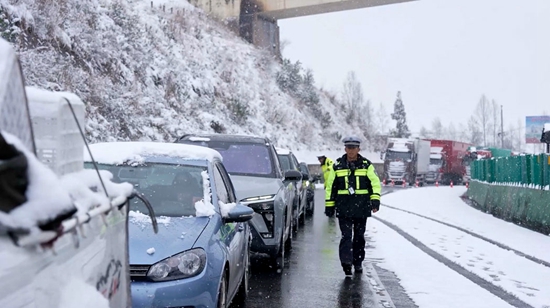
left=335, top=169, right=370, bottom=194
left=337, top=189, right=369, bottom=195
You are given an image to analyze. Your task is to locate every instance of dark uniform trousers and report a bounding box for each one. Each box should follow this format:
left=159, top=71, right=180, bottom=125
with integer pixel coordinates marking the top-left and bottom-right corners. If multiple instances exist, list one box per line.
left=338, top=217, right=367, bottom=266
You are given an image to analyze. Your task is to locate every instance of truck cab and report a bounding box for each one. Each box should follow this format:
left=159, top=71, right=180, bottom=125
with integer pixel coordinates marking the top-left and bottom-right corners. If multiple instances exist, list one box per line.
left=382, top=138, right=430, bottom=186
left=426, top=147, right=444, bottom=184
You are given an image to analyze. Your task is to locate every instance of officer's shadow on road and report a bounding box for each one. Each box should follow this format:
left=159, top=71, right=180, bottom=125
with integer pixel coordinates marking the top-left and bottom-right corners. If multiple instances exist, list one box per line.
left=337, top=275, right=364, bottom=308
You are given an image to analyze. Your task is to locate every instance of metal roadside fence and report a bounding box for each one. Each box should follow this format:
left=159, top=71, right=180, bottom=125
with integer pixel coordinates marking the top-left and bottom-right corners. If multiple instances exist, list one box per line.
left=471, top=154, right=550, bottom=187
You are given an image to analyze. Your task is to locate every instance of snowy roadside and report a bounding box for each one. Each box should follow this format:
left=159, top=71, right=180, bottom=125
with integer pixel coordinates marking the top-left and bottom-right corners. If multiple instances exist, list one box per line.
left=381, top=187, right=550, bottom=263
left=372, top=187, right=550, bottom=307
left=366, top=219, right=513, bottom=308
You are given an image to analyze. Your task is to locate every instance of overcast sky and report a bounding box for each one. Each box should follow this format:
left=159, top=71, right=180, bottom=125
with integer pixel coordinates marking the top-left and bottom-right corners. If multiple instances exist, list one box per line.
left=279, top=0, right=550, bottom=134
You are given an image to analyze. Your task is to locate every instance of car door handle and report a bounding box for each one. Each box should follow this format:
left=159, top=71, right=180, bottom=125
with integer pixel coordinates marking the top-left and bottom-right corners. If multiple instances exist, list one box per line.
left=237, top=224, right=245, bottom=232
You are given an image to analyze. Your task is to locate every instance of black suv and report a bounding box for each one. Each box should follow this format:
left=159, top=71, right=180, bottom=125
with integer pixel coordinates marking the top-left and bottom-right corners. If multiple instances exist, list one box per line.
left=176, top=134, right=301, bottom=270
left=299, top=162, right=316, bottom=216
left=276, top=147, right=306, bottom=229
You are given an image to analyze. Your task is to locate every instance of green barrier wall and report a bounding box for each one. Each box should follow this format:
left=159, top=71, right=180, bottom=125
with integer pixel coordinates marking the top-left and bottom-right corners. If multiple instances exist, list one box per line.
left=468, top=181, right=550, bottom=234
left=471, top=154, right=550, bottom=187
left=467, top=154, right=550, bottom=233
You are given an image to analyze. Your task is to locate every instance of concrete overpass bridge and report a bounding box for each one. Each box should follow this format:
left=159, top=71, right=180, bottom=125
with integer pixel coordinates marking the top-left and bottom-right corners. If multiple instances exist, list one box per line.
left=188, top=0, right=416, bottom=54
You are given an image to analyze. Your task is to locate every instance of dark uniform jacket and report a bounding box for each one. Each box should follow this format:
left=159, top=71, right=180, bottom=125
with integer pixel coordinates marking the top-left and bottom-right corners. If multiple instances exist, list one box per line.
left=325, top=154, right=381, bottom=219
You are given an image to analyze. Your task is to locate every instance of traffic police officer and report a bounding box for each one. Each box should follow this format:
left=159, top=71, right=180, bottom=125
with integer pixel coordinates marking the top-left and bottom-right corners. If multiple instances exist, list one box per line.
left=317, top=155, right=335, bottom=217
left=325, top=136, right=381, bottom=276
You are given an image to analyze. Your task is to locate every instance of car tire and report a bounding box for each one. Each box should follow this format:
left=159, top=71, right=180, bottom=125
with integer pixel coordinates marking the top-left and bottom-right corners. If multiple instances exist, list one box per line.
left=292, top=202, right=299, bottom=233
left=306, top=199, right=314, bottom=216
left=299, top=210, right=305, bottom=226
left=217, top=270, right=228, bottom=308
left=274, top=228, right=285, bottom=273
left=233, top=248, right=250, bottom=304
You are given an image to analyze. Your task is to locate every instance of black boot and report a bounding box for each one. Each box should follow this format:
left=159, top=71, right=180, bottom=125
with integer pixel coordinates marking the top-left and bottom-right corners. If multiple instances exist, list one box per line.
left=343, top=264, right=353, bottom=277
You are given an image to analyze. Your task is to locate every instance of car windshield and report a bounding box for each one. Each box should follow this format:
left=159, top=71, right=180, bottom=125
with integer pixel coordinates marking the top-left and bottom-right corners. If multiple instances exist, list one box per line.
left=185, top=140, right=275, bottom=177
left=278, top=155, right=291, bottom=171
left=86, top=163, right=206, bottom=217
left=430, top=158, right=442, bottom=165
left=386, top=150, right=412, bottom=161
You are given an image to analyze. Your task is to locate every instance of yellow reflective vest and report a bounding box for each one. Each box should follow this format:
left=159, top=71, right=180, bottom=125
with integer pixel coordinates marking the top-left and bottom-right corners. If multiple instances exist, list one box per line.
left=325, top=154, right=381, bottom=218
left=321, top=157, right=334, bottom=189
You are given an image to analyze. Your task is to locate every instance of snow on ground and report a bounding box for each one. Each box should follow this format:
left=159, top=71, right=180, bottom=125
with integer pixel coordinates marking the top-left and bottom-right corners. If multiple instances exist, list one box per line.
left=369, top=187, right=550, bottom=308
left=382, top=187, right=550, bottom=263
left=367, top=220, right=512, bottom=308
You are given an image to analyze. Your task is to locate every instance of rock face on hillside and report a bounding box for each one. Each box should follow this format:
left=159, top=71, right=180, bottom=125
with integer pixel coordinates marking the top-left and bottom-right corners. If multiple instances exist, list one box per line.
left=0, top=0, right=370, bottom=151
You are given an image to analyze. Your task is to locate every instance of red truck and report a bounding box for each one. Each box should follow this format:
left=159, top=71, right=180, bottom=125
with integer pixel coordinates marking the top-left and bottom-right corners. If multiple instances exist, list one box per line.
left=424, top=139, right=471, bottom=185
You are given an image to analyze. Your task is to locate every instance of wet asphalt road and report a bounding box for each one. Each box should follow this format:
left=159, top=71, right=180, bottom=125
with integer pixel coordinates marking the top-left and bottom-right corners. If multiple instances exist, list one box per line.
left=233, top=187, right=416, bottom=308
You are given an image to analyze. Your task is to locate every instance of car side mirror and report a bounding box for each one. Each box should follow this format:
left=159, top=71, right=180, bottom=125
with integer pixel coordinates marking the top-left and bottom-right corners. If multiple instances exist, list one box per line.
left=284, top=170, right=302, bottom=182
left=225, top=203, right=254, bottom=223
left=301, top=172, right=309, bottom=180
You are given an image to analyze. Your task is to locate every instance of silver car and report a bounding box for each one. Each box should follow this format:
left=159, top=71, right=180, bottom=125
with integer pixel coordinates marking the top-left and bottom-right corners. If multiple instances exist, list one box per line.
left=176, top=134, right=301, bottom=271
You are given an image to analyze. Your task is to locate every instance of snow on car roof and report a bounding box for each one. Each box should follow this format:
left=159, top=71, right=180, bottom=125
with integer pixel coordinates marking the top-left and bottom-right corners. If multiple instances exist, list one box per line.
left=275, top=147, right=291, bottom=155
left=85, top=142, right=222, bottom=165
left=25, top=86, right=84, bottom=117
left=431, top=147, right=444, bottom=153
left=388, top=146, right=410, bottom=152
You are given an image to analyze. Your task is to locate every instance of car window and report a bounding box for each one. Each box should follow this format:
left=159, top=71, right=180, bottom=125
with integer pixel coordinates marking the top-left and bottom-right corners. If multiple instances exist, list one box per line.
left=86, top=163, right=205, bottom=217
left=216, top=163, right=237, bottom=203
left=299, top=163, right=309, bottom=175
left=290, top=154, right=300, bottom=170
left=181, top=140, right=275, bottom=177
left=213, top=165, right=230, bottom=204
left=278, top=154, right=291, bottom=171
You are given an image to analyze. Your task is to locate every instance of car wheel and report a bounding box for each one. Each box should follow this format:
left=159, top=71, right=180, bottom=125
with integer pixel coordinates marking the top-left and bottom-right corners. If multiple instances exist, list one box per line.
left=306, top=199, right=315, bottom=216
left=292, top=203, right=299, bottom=233
left=217, top=270, right=228, bottom=308
left=233, top=249, right=250, bottom=304
left=274, top=228, right=285, bottom=273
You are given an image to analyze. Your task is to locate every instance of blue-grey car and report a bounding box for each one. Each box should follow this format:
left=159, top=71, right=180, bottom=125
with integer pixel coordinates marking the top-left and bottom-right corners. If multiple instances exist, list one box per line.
left=176, top=134, right=302, bottom=272
left=85, top=142, right=254, bottom=308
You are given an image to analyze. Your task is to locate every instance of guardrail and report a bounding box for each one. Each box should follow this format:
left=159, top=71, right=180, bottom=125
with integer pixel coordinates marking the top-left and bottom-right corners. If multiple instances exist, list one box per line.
left=471, top=154, right=550, bottom=188
left=468, top=153, right=550, bottom=234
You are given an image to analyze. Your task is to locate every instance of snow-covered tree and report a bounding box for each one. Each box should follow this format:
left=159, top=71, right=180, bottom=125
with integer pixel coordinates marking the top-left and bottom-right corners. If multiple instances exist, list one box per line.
left=276, top=59, right=302, bottom=94
left=419, top=126, right=431, bottom=138
left=467, top=116, right=483, bottom=145
left=473, top=95, right=491, bottom=146
left=358, top=99, right=376, bottom=141
left=491, top=100, right=500, bottom=146
left=390, top=91, right=411, bottom=138
left=341, top=71, right=364, bottom=123
left=374, top=102, right=390, bottom=135
left=431, top=117, right=444, bottom=139
left=446, top=122, right=457, bottom=141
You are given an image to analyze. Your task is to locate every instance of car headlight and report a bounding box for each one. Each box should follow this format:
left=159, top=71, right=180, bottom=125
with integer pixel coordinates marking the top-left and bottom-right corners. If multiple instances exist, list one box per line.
left=241, top=194, right=275, bottom=202
left=241, top=195, right=275, bottom=211
left=147, top=248, right=206, bottom=281
left=305, top=180, right=310, bottom=187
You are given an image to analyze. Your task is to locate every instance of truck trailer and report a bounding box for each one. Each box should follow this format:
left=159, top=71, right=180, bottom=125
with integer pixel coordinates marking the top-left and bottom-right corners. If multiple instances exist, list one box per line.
left=425, top=139, right=471, bottom=185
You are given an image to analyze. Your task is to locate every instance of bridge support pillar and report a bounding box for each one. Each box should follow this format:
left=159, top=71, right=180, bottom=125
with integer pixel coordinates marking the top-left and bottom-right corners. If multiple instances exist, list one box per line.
left=240, top=13, right=280, bottom=57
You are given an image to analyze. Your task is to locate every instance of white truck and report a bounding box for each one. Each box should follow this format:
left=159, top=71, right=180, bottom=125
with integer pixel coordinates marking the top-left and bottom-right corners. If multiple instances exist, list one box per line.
left=381, top=138, right=430, bottom=186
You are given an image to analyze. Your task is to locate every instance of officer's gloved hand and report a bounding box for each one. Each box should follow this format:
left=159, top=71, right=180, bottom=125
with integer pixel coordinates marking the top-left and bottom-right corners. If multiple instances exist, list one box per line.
left=325, top=206, right=335, bottom=217
left=370, top=200, right=380, bottom=213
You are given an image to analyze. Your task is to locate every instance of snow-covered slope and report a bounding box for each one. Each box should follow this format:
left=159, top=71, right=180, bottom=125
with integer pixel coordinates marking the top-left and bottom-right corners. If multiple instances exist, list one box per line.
left=1, top=0, right=371, bottom=151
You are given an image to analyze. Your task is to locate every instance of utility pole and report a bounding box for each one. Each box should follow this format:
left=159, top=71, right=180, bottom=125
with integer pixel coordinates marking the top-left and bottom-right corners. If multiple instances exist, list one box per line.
left=500, top=105, right=504, bottom=148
